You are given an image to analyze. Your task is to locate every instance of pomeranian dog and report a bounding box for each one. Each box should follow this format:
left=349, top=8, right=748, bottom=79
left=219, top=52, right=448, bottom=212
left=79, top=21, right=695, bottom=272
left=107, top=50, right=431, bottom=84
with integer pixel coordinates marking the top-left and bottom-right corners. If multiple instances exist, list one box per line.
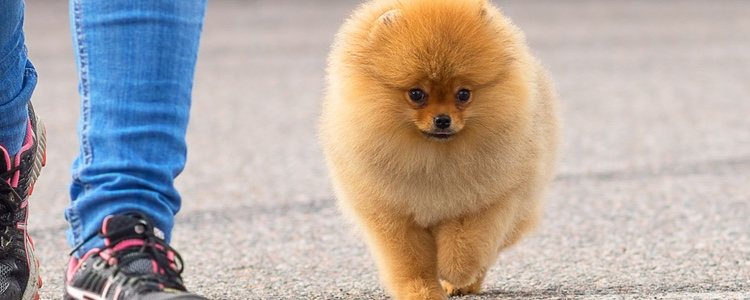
left=320, top=0, right=559, bottom=299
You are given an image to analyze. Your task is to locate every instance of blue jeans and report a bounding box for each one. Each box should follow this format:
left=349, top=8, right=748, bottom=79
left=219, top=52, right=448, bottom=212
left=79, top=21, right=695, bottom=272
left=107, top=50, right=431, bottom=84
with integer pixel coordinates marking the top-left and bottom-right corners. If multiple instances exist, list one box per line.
left=1, top=0, right=206, bottom=257
left=0, top=1, right=34, bottom=155
left=63, top=0, right=206, bottom=257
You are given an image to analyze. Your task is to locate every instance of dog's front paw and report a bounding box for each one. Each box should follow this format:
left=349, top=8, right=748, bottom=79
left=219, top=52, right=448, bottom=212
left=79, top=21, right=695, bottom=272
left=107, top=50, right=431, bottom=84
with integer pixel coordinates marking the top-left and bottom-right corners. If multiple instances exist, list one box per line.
left=398, top=279, right=447, bottom=300
left=440, top=279, right=482, bottom=297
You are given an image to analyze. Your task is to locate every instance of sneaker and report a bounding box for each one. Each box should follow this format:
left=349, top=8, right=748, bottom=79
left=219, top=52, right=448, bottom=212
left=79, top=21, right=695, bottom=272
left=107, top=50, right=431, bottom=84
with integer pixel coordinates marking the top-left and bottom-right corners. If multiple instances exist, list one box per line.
left=64, top=213, right=207, bottom=300
left=0, top=104, right=46, bottom=300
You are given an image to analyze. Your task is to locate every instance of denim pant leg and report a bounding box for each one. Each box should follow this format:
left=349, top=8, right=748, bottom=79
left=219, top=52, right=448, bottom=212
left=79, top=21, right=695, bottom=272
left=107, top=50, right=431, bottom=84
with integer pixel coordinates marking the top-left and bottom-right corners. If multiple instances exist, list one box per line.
left=66, top=0, right=207, bottom=257
left=0, top=0, right=34, bottom=155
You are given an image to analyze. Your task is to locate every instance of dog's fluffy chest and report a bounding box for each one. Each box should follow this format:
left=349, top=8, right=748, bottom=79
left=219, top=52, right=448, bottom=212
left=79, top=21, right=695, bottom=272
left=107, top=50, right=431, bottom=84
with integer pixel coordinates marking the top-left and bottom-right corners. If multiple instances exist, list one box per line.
left=378, top=154, right=516, bottom=226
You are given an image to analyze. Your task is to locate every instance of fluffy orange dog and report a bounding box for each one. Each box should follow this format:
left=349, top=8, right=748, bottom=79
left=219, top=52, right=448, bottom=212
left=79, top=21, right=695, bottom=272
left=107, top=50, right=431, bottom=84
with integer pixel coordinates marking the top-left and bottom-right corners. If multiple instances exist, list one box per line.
left=320, top=0, right=559, bottom=299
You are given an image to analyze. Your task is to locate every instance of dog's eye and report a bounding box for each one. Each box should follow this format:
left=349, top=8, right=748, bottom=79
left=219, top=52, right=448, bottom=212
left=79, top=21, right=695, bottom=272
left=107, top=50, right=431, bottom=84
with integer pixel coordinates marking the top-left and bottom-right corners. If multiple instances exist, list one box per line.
left=408, top=88, right=427, bottom=104
left=456, top=89, right=471, bottom=103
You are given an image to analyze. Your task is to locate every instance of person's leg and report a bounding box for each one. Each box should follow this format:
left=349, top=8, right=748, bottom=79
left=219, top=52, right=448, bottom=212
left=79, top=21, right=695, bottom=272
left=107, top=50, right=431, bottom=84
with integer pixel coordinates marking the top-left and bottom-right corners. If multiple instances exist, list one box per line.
left=63, top=1, right=208, bottom=299
left=65, top=0, right=207, bottom=257
left=0, top=0, right=33, bottom=155
left=1, top=2, right=46, bottom=300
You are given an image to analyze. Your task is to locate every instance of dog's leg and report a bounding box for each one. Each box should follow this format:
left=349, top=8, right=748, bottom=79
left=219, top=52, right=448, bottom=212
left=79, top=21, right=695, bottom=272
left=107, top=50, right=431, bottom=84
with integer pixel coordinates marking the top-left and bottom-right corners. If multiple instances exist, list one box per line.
left=358, top=211, right=446, bottom=300
left=433, top=195, right=535, bottom=296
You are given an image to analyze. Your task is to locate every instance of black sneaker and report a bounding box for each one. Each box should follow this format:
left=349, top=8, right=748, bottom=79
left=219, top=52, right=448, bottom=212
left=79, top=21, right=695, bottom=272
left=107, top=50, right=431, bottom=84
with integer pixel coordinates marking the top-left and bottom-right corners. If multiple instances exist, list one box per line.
left=64, top=213, right=207, bottom=300
left=0, top=104, right=46, bottom=300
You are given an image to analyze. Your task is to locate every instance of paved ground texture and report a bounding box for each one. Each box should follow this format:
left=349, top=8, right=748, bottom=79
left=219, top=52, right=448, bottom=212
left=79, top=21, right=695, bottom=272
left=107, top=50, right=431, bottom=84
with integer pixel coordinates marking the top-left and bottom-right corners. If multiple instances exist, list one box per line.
left=21, top=0, right=750, bottom=299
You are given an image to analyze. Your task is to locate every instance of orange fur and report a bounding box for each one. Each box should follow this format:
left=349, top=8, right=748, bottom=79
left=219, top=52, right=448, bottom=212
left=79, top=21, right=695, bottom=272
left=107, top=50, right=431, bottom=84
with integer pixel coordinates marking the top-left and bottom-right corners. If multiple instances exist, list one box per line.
left=320, top=0, right=560, bottom=299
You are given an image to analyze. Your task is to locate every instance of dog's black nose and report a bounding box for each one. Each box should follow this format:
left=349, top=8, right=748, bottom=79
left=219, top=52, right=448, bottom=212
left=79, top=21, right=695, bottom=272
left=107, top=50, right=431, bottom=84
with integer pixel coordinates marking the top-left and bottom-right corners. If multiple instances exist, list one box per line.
left=434, top=114, right=452, bottom=129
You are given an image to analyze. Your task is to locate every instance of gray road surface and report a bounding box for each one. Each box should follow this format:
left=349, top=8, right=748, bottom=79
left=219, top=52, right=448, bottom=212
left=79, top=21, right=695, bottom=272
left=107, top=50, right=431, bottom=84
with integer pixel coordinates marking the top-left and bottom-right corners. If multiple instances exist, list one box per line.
left=21, top=0, right=750, bottom=299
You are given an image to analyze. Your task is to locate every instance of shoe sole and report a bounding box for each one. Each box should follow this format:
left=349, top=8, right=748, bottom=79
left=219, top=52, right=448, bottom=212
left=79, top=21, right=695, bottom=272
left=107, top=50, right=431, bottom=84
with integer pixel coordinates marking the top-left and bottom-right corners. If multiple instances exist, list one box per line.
left=21, top=113, right=46, bottom=300
left=64, top=285, right=210, bottom=300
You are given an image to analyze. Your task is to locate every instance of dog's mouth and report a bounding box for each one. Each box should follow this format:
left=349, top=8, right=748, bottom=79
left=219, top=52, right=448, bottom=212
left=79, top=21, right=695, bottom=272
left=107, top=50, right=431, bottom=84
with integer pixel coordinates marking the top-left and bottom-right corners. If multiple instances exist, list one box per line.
left=422, top=130, right=456, bottom=141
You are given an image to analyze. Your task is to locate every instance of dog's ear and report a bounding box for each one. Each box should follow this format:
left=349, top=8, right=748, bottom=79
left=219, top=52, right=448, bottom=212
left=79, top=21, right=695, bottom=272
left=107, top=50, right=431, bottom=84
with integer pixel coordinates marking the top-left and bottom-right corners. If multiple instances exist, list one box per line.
left=368, top=9, right=401, bottom=41
left=376, top=9, right=401, bottom=26
left=477, top=0, right=493, bottom=20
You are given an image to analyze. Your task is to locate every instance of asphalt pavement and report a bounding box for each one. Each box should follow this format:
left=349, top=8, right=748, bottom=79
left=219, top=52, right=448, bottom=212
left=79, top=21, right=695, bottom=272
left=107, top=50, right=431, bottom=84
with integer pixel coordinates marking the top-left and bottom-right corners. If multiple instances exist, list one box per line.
left=22, top=0, right=750, bottom=299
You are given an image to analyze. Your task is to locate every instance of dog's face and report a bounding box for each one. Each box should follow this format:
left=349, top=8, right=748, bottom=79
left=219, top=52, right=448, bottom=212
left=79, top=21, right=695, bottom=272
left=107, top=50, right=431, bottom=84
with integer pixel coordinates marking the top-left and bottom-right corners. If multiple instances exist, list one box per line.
left=403, top=81, right=472, bottom=141
left=353, top=0, right=529, bottom=143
